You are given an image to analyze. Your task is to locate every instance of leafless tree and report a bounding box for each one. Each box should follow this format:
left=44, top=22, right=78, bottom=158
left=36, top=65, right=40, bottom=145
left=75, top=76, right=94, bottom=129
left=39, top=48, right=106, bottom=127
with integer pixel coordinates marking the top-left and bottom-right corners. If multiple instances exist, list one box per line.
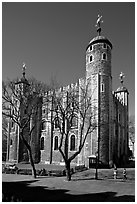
left=129, top=115, right=135, bottom=157
left=2, top=78, right=48, bottom=178
left=2, top=115, right=8, bottom=160
left=47, top=80, right=98, bottom=181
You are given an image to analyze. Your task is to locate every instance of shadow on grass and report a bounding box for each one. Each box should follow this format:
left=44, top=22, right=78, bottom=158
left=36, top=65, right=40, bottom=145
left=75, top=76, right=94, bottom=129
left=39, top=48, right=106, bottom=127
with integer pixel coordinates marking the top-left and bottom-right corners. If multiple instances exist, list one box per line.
left=2, top=180, right=135, bottom=202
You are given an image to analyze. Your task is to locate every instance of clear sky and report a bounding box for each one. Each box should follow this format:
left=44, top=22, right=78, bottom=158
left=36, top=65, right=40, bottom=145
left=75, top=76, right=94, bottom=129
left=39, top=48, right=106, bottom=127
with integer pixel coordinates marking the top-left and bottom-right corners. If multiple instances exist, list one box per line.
left=2, top=2, right=135, bottom=116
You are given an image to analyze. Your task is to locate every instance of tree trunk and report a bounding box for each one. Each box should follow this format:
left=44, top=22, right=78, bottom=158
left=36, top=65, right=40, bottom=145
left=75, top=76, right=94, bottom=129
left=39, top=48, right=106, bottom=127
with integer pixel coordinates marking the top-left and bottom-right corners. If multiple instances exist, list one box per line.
left=20, top=131, right=37, bottom=178
left=65, top=160, right=71, bottom=181
left=27, top=145, right=37, bottom=178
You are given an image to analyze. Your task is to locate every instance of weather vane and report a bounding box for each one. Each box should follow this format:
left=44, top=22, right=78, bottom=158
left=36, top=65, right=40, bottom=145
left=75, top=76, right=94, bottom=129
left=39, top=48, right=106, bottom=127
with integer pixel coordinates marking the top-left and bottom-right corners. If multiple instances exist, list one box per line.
left=22, top=62, right=26, bottom=77
left=95, top=14, right=103, bottom=36
left=119, top=72, right=125, bottom=86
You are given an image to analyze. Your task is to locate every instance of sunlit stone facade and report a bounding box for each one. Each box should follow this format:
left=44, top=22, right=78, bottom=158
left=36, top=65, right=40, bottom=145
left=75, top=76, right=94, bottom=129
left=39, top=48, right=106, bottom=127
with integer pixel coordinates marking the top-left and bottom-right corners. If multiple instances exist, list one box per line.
left=7, top=24, right=129, bottom=167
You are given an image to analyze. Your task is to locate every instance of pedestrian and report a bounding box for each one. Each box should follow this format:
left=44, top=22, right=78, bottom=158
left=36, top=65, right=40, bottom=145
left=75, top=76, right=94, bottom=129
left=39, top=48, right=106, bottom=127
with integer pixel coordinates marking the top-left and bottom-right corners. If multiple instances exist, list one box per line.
left=113, top=165, right=117, bottom=179
left=123, top=168, right=127, bottom=180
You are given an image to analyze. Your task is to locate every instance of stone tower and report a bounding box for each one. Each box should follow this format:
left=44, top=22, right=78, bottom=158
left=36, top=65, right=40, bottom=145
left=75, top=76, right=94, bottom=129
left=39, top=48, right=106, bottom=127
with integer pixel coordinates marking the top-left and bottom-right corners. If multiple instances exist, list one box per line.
left=7, top=63, right=42, bottom=163
left=14, top=63, right=30, bottom=162
left=114, top=72, right=129, bottom=164
left=85, top=15, right=113, bottom=166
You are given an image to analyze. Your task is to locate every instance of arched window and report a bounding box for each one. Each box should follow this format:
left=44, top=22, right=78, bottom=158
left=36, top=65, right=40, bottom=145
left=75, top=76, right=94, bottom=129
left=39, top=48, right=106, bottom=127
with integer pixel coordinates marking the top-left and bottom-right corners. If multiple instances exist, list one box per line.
left=103, top=43, right=107, bottom=49
left=71, top=116, right=78, bottom=127
left=54, top=118, right=60, bottom=129
left=102, top=53, right=107, bottom=60
left=54, top=136, right=58, bottom=150
left=70, top=135, right=75, bottom=151
left=89, top=55, right=93, bottom=62
left=43, top=108, right=46, bottom=114
left=89, top=45, right=93, bottom=51
left=41, top=137, right=44, bottom=150
left=41, top=121, right=46, bottom=130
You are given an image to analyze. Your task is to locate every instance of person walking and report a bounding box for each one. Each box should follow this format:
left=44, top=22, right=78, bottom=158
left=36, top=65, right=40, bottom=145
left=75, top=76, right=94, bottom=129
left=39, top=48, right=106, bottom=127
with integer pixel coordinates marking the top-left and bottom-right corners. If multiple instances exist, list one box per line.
left=123, top=168, right=127, bottom=180
left=113, top=165, right=117, bottom=179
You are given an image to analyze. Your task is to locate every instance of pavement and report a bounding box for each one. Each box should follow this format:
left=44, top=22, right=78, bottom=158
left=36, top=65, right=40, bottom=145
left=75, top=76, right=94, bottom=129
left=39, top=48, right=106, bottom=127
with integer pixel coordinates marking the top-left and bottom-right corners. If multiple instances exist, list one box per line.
left=2, top=168, right=135, bottom=202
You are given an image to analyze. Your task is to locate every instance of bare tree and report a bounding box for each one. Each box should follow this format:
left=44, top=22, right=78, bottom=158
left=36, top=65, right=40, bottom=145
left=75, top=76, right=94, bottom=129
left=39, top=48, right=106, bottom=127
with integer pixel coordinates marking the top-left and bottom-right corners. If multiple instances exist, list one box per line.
left=2, top=78, right=48, bottom=178
left=47, top=80, right=98, bottom=181
left=129, top=115, right=135, bottom=157
left=2, top=115, right=8, bottom=161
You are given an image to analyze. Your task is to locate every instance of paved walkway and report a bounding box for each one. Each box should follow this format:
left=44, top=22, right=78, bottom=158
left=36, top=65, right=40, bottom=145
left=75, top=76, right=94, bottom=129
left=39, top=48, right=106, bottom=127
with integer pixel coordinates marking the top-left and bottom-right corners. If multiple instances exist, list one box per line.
left=2, top=173, right=135, bottom=202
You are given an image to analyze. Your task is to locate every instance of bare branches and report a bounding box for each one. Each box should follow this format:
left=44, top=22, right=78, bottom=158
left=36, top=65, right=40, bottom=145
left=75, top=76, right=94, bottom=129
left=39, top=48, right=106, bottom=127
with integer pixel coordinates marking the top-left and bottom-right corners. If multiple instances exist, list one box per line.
left=47, top=81, right=99, bottom=168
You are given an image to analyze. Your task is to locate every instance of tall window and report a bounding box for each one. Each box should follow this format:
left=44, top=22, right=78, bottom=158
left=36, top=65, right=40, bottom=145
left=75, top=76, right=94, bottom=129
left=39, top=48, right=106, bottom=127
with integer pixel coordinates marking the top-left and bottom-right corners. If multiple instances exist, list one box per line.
left=54, top=118, right=60, bottom=129
left=71, top=116, right=78, bottom=127
left=10, top=139, right=13, bottom=146
left=102, top=53, right=107, bottom=60
left=89, top=45, right=93, bottom=51
left=101, top=83, right=105, bottom=92
left=41, top=137, right=44, bottom=150
left=89, top=55, right=93, bottom=62
left=41, top=121, right=46, bottom=130
left=70, top=135, right=75, bottom=151
left=54, top=136, right=58, bottom=150
left=103, top=43, right=107, bottom=49
left=43, top=108, right=46, bottom=114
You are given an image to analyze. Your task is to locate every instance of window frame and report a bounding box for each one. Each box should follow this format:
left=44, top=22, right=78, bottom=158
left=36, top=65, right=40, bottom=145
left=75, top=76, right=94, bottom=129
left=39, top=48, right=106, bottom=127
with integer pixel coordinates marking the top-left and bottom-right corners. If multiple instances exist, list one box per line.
left=103, top=43, right=107, bottom=49
left=54, top=136, right=59, bottom=151
left=102, top=53, right=107, bottom=60
left=89, top=45, right=93, bottom=51
left=71, top=115, right=78, bottom=128
left=89, top=55, right=93, bottom=63
left=41, top=120, right=46, bottom=131
left=70, top=134, right=76, bottom=151
left=54, top=118, right=60, bottom=129
left=40, top=137, right=44, bottom=150
left=101, top=83, right=105, bottom=92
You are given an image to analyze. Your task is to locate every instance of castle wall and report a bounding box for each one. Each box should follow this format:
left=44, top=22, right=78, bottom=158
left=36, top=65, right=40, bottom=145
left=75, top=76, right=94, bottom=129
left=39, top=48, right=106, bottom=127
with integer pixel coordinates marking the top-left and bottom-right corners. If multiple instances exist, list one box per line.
left=7, top=31, right=129, bottom=168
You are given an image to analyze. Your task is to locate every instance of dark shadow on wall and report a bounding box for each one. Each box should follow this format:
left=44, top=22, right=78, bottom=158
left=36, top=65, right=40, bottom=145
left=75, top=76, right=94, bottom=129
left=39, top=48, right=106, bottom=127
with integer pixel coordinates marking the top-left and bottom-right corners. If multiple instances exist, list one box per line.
left=2, top=180, right=135, bottom=202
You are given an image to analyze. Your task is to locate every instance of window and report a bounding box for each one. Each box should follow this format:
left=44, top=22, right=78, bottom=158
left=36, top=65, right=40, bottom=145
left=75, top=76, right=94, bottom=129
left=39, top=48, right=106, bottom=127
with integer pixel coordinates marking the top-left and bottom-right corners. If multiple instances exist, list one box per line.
left=10, top=139, right=12, bottom=146
left=54, top=118, right=60, bottom=129
left=103, top=43, right=107, bottom=49
left=102, top=53, right=107, bottom=60
left=71, top=116, right=78, bottom=127
left=43, top=109, right=46, bottom=114
left=54, top=136, right=58, bottom=150
left=41, top=137, right=44, bottom=150
left=101, top=83, right=105, bottom=92
left=89, top=55, right=93, bottom=62
left=70, top=135, right=75, bottom=151
left=89, top=45, right=93, bottom=51
left=41, top=121, right=46, bottom=130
